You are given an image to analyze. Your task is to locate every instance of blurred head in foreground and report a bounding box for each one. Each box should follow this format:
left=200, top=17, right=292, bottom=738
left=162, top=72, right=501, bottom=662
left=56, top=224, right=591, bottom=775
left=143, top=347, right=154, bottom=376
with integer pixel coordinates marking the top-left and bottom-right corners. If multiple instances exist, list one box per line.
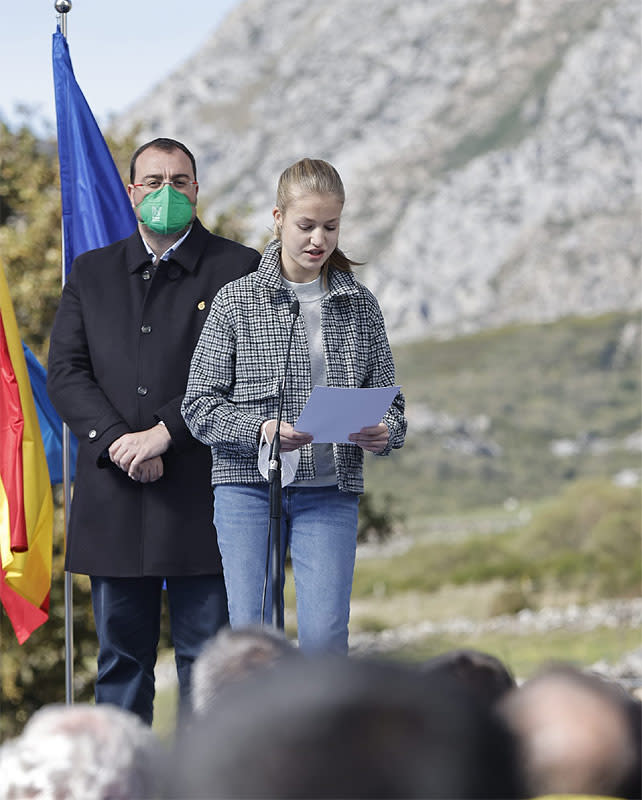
left=499, top=663, right=642, bottom=798
left=0, top=703, right=163, bottom=800
left=191, top=624, right=298, bottom=716
left=420, top=647, right=516, bottom=707
left=168, top=654, right=525, bottom=798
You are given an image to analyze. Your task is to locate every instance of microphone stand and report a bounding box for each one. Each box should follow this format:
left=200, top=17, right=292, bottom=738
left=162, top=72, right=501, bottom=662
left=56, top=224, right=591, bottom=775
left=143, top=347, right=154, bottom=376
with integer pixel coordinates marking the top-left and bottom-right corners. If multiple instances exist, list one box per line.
left=267, top=299, right=299, bottom=630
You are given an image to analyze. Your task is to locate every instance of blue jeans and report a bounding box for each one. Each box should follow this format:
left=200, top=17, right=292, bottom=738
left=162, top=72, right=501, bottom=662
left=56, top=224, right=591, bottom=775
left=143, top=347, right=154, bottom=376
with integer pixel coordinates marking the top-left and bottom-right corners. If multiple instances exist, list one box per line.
left=214, top=484, right=359, bottom=654
left=90, top=574, right=228, bottom=725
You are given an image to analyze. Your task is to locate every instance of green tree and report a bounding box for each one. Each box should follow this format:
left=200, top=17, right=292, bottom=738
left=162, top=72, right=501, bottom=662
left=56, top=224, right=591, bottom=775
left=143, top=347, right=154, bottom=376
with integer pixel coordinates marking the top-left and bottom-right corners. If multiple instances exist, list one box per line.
left=357, top=492, right=403, bottom=544
left=0, top=121, right=62, bottom=361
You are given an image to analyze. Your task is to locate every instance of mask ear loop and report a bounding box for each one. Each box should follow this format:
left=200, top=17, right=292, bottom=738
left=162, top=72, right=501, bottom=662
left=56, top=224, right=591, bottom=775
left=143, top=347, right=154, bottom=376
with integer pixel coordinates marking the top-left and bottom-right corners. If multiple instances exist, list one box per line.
left=257, top=426, right=272, bottom=481
left=257, top=427, right=300, bottom=486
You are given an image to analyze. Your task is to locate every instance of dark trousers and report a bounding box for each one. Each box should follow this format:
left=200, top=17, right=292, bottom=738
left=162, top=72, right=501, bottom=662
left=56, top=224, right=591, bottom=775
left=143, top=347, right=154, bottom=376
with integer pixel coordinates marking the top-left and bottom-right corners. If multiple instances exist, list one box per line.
left=90, top=574, right=228, bottom=725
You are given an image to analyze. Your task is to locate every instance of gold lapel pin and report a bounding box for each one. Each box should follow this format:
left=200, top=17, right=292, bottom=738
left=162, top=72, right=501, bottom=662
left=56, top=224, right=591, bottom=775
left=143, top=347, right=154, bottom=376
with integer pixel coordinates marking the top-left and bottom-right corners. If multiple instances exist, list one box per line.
left=197, top=301, right=206, bottom=311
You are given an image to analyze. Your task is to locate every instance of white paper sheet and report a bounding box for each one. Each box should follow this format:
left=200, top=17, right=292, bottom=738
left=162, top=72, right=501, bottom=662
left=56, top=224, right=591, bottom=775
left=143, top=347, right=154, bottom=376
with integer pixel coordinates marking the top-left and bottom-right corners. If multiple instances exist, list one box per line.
left=294, top=385, right=401, bottom=444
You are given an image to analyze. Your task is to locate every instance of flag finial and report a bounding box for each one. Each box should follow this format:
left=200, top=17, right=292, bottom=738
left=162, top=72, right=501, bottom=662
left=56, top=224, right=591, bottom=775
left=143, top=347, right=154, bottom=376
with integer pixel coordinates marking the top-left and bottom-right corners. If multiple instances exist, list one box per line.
left=54, top=2, right=71, bottom=48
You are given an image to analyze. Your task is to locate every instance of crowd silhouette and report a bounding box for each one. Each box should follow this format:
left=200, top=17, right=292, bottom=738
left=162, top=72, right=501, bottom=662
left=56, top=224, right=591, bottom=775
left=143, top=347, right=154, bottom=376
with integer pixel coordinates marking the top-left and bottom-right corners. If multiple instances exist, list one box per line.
left=1, top=626, right=640, bottom=799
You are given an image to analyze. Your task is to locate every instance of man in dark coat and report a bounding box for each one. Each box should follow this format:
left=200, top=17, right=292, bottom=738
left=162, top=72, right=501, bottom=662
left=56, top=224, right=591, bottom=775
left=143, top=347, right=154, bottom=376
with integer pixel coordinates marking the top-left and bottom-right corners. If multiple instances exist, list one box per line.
left=47, top=138, right=260, bottom=724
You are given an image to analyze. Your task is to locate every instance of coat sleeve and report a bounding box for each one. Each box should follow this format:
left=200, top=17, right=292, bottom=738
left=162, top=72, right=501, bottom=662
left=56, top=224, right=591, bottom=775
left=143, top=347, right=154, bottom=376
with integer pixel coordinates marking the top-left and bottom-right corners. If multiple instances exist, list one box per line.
left=181, top=292, right=264, bottom=455
left=153, top=244, right=262, bottom=452
left=152, top=395, right=199, bottom=452
left=362, top=294, right=407, bottom=456
left=47, top=267, right=131, bottom=465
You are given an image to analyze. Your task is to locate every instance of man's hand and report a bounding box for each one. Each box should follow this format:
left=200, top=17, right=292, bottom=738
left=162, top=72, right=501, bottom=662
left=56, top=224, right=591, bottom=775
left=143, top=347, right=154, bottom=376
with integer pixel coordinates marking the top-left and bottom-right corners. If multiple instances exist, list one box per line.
left=109, top=424, right=172, bottom=476
left=261, top=420, right=313, bottom=453
left=348, top=422, right=390, bottom=454
left=129, top=455, right=164, bottom=483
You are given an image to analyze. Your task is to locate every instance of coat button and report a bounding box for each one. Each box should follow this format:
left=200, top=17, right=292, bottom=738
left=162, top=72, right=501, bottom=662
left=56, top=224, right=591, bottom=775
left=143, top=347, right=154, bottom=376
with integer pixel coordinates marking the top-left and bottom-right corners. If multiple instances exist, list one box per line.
left=137, top=385, right=148, bottom=396
left=142, top=269, right=151, bottom=281
left=141, top=324, right=152, bottom=334
left=88, top=429, right=97, bottom=439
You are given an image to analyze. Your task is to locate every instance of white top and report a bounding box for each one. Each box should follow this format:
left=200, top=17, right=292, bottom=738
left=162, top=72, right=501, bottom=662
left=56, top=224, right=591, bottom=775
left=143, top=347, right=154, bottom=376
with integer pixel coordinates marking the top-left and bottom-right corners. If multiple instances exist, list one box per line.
left=282, top=274, right=337, bottom=486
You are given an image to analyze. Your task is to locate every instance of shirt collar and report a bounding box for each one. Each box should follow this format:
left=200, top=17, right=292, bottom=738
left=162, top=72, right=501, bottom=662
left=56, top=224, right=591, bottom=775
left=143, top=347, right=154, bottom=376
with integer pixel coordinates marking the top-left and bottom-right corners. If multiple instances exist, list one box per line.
left=141, top=224, right=193, bottom=263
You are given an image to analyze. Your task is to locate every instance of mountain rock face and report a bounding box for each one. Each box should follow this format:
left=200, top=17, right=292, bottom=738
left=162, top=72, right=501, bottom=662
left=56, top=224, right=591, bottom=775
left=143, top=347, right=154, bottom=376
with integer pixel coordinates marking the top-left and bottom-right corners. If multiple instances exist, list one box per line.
left=118, top=0, right=641, bottom=341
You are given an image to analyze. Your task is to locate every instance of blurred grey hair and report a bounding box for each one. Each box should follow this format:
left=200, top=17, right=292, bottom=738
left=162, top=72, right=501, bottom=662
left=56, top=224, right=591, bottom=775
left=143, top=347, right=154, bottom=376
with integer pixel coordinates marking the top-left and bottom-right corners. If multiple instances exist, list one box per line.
left=0, top=704, right=163, bottom=800
left=191, top=625, right=297, bottom=716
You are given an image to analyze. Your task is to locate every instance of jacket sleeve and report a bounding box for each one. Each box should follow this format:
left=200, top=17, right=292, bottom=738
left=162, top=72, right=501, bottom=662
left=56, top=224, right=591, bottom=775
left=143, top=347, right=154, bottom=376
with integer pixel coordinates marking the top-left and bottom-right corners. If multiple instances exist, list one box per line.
left=181, top=292, right=264, bottom=455
left=362, top=294, right=407, bottom=456
left=47, top=267, right=131, bottom=465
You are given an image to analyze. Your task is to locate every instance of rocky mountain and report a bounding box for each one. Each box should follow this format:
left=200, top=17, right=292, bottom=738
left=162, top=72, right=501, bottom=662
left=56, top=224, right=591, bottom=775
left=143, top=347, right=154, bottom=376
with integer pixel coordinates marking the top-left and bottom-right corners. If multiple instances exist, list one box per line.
left=117, top=0, right=641, bottom=342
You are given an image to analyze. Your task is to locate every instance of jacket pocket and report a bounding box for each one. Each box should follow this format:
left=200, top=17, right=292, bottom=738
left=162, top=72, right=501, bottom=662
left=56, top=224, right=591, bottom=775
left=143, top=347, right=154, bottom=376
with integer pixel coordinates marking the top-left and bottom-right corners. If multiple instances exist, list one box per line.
left=229, top=378, right=281, bottom=416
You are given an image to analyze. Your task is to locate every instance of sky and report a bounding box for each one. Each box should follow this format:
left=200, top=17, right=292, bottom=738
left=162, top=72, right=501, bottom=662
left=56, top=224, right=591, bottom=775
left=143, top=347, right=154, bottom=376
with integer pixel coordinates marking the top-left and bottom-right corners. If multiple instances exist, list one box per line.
left=2, top=0, right=241, bottom=134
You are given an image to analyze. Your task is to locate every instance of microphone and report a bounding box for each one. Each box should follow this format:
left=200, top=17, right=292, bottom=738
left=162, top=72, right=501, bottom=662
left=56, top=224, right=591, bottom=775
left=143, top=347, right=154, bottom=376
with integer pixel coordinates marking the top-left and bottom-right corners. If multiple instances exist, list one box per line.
left=266, top=297, right=300, bottom=629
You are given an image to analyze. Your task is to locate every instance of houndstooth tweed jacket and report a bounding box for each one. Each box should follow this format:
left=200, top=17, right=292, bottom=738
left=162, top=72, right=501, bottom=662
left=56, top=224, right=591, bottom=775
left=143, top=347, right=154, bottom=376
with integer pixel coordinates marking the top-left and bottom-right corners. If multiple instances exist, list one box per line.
left=182, top=239, right=406, bottom=494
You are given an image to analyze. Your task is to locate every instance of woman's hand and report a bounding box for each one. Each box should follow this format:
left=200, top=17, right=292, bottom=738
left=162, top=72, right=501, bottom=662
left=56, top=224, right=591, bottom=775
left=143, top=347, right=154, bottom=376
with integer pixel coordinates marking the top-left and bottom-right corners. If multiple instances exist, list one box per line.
left=348, top=422, right=390, bottom=454
left=261, top=420, right=313, bottom=453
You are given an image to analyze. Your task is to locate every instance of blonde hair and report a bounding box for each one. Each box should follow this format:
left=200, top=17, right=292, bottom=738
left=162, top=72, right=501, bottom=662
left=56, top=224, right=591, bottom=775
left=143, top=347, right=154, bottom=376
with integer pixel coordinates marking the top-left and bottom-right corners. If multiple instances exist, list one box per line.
left=273, top=158, right=361, bottom=273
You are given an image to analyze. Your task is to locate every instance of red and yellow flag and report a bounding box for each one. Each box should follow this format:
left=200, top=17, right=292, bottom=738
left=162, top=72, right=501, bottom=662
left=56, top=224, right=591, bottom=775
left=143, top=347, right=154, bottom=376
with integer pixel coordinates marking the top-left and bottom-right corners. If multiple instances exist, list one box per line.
left=0, top=261, right=53, bottom=644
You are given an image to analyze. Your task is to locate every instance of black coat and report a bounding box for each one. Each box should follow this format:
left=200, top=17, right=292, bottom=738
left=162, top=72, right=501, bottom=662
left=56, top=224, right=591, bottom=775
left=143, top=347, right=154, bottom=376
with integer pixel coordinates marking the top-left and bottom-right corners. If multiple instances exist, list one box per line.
left=47, top=220, right=260, bottom=577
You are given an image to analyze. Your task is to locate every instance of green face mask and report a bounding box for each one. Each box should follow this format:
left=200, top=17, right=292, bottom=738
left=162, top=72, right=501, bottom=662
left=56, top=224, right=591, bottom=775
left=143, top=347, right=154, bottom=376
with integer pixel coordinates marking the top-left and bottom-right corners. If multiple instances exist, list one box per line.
left=136, top=184, right=194, bottom=235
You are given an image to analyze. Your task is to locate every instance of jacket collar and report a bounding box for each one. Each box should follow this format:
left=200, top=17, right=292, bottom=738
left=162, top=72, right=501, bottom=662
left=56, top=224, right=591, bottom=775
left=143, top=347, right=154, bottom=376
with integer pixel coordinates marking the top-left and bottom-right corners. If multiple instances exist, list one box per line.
left=125, top=218, right=209, bottom=275
left=256, top=238, right=359, bottom=298
left=255, top=239, right=284, bottom=289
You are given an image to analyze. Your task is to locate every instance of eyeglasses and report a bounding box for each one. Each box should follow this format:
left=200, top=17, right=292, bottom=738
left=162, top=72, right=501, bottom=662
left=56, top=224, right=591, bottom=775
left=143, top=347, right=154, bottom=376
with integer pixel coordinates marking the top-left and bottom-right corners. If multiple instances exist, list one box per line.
left=132, top=178, right=198, bottom=191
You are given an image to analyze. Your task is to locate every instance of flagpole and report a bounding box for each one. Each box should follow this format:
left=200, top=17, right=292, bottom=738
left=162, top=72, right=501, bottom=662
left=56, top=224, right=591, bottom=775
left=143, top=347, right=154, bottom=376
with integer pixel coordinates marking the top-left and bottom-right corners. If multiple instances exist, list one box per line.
left=56, top=0, right=70, bottom=36
left=54, top=0, right=74, bottom=706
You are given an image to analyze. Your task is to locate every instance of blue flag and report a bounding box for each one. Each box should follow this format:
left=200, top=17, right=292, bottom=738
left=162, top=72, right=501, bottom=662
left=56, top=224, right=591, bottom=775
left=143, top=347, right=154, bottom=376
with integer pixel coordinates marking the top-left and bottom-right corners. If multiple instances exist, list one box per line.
left=52, top=27, right=136, bottom=272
